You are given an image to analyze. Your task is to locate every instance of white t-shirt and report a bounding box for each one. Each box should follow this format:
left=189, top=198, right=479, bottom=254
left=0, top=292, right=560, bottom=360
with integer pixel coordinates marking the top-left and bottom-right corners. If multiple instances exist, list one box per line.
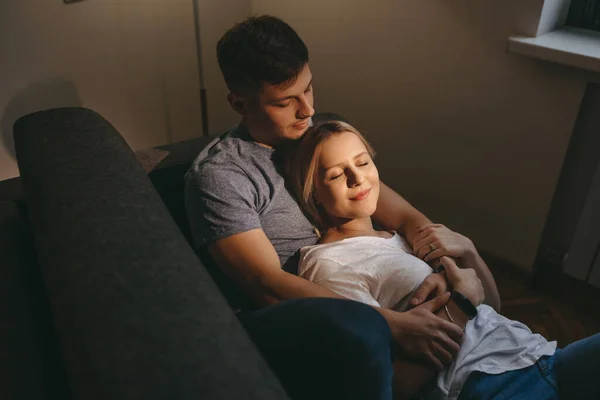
left=299, top=233, right=557, bottom=400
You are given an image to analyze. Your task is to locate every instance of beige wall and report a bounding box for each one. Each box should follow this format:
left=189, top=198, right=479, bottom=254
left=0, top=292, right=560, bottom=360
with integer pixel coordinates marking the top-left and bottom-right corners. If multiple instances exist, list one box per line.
left=1, top=0, right=590, bottom=269
left=196, top=0, right=252, bottom=134
left=0, top=0, right=242, bottom=181
left=252, top=0, right=588, bottom=270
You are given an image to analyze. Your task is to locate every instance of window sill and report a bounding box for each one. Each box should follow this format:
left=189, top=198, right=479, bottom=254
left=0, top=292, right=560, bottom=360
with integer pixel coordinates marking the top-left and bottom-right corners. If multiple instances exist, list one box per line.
left=508, top=27, right=600, bottom=73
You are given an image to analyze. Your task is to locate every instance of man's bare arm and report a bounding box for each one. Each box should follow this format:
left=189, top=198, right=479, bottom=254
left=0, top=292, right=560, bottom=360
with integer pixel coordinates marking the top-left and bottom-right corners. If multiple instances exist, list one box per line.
left=209, top=228, right=463, bottom=370
left=208, top=229, right=344, bottom=307
left=373, top=182, right=432, bottom=246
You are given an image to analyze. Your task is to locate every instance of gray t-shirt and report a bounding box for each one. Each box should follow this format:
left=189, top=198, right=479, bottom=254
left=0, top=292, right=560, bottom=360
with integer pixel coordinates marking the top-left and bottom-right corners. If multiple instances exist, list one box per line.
left=184, top=123, right=318, bottom=274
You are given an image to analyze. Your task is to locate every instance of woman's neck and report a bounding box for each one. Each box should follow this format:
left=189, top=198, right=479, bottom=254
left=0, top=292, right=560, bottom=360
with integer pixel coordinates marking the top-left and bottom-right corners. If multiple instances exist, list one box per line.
left=321, top=217, right=392, bottom=244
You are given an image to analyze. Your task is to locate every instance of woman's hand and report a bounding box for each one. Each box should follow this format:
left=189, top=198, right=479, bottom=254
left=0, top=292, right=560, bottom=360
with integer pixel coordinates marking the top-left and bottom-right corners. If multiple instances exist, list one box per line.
left=409, top=272, right=448, bottom=307
left=412, top=224, right=475, bottom=264
left=441, top=256, right=484, bottom=307
left=381, top=293, right=464, bottom=371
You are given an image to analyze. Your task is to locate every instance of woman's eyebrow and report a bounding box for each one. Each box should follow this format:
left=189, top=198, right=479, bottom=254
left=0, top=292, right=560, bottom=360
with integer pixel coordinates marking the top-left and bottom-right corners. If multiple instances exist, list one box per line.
left=323, top=152, right=368, bottom=170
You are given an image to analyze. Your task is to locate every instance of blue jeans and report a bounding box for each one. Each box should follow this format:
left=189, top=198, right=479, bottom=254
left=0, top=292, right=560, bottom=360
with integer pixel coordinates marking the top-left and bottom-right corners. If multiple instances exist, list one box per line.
left=238, top=298, right=395, bottom=400
left=459, top=333, right=600, bottom=400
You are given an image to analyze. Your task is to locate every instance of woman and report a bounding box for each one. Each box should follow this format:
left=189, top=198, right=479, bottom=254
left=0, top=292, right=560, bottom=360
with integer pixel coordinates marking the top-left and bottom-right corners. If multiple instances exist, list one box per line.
left=285, top=120, right=599, bottom=400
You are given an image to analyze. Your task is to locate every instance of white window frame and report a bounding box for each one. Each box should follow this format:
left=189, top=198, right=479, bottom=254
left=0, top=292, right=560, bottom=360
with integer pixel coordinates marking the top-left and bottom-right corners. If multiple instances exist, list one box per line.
left=508, top=0, right=600, bottom=73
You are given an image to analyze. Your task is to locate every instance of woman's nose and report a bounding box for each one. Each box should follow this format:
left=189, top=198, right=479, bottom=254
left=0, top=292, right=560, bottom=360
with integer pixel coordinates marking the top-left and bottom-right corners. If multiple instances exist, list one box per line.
left=347, top=168, right=365, bottom=187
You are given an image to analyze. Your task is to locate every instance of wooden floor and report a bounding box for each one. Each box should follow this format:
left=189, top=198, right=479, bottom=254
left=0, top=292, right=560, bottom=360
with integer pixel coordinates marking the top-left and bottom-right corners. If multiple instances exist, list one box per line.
left=489, top=263, right=600, bottom=347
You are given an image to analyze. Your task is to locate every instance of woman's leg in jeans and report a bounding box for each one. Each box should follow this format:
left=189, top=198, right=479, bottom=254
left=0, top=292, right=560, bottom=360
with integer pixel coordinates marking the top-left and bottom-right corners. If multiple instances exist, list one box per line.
left=238, top=297, right=395, bottom=400
left=554, top=332, right=600, bottom=399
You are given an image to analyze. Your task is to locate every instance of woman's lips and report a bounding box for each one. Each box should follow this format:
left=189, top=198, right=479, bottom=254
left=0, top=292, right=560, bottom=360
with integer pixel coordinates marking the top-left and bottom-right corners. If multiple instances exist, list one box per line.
left=351, top=189, right=371, bottom=201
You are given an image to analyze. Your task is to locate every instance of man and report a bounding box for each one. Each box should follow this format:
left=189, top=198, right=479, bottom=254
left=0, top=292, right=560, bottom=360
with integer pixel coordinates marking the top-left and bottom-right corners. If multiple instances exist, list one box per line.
left=185, top=15, right=465, bottom=400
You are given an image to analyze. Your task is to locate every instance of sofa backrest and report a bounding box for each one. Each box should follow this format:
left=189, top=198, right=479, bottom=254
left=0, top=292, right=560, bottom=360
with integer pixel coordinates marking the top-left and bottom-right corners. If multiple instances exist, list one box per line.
left=13, top=107, right=289, bottom=400
left=135, top=135, right=215, bottom=244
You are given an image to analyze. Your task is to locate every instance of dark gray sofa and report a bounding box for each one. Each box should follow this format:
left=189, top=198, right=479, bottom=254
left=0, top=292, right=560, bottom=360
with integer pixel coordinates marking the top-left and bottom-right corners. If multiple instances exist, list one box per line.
left=0, top=108, right=291, bottom=400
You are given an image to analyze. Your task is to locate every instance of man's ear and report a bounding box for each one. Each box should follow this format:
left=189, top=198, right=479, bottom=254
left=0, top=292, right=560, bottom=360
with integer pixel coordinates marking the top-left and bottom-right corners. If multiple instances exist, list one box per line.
left=227, top=92, right=248, bottom=115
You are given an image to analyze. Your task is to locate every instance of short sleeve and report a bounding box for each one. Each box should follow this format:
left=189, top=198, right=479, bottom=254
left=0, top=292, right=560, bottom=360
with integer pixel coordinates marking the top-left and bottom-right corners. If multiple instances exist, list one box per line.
left=185, top=160, right=262, bottom=248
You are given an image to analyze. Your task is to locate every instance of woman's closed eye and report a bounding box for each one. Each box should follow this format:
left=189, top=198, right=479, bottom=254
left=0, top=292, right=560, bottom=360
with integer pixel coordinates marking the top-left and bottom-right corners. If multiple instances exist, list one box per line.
left=326, top=169, right=344, bottom=181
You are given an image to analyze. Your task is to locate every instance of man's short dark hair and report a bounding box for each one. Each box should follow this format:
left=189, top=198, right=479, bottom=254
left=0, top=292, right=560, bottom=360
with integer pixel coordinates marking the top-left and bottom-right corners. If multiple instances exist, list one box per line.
left=217, top=15, right=309, bottom=95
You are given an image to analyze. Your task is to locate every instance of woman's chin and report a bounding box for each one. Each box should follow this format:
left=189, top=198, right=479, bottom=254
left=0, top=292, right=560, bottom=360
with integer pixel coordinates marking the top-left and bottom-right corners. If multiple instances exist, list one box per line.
left=364, top=203, right=378, bottom=217
left=349, top=206, right=378, bottom=220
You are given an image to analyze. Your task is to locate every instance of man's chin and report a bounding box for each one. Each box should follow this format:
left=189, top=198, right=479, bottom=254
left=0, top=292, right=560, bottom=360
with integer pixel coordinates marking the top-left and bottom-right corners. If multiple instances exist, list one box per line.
left=281, top=130, right=305, bottom=142
left=289, top=126, right=310, bottom=140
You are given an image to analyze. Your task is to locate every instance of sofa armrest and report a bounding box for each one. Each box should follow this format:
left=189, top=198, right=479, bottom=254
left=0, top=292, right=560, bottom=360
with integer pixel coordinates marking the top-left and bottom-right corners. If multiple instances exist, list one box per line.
left=14, top=108, right=289, bottom=400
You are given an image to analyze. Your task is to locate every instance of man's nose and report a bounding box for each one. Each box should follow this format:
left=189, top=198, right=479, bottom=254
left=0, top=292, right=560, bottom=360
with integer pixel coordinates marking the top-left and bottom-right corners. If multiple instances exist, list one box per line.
left=297, top=95, right=314, bottom=119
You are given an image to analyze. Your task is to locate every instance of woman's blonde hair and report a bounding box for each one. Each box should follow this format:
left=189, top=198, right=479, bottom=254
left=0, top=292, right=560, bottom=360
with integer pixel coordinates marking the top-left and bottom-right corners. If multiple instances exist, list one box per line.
left=285, top=120, right=375, bottom=236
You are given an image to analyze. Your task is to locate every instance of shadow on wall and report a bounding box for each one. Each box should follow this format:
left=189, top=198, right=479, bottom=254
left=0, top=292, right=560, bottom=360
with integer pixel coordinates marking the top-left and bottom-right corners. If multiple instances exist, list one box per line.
left=1, top=79, right=82, bottom=159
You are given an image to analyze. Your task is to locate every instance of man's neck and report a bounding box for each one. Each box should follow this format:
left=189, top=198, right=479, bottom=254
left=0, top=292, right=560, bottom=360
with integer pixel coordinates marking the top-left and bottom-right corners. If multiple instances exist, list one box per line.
left=241, top=119, right=281, bottom=149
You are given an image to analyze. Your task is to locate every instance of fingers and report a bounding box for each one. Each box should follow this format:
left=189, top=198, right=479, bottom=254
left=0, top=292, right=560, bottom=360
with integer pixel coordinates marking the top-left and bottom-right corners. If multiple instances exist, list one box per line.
left=423, top=248, right=444, bottom=263
left=418, top=291, right=450, bottom=312
left=415, top=275, right=448, bottom=306
left=410, top=283, right=432, bottom=307
left=433, top=343, right=454, bottom=368
left=430, top=258, right=444, bottom=271
left=410, top=277, right=439, bottom=306
left=439, top=321, right=464, bottom=347
left=426, top=325, right=462, bottom=369
left=415, top=240, right=440, bottom=259
left=426, top=351, right=445, bottom=371
left=434, top=280, right=447, bottom=297
left=414, top=224, right=471, bottom=261
left=440, top=256, right=460, bottom=282
left=426, top=334, right=459, bottom=370
left=417, top=224, right=444, bottom=232
left=412, top=234, right=433, bottom=256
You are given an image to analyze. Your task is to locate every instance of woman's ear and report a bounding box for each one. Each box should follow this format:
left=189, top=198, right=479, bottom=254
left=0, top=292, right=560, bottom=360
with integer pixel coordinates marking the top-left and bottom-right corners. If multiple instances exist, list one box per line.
left=227, top=92, right=248, bottom=115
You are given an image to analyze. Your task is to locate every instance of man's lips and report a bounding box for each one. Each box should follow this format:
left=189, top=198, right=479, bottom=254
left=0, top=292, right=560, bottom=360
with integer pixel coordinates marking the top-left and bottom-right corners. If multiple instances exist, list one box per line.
left=292, top=119, right=310, bottom=129
left=351, top=189, right=371, bottom=201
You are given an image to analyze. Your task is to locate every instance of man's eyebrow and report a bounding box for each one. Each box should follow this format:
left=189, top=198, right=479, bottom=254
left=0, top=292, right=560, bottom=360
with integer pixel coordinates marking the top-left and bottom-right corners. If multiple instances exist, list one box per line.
left=271, top=78, right=313, bottom=102
left=324, top=152, right=368, bottom=171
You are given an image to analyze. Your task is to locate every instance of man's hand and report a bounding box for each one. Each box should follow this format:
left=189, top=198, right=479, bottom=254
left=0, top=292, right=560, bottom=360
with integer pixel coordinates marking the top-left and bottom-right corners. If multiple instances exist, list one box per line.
left=442, top=256, right=484, bottom=307
left=409, top=273, right=448, bottom=307
left=382, top=293, right=463, bottom=371
left=413, top=224, right=475, bottom=263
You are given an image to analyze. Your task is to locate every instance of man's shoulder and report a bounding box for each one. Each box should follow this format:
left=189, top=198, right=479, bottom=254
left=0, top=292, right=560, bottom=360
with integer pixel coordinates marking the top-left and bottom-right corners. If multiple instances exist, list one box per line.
left=186, top=125, right=270, bottom=192
left=189, top=124, right=267, bottom=175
